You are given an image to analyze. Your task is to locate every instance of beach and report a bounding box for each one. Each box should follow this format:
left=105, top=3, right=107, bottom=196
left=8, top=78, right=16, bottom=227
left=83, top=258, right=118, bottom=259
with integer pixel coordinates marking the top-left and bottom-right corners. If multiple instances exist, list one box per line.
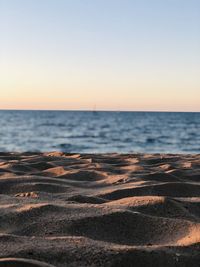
left=0, top=152, right=199, bottom=266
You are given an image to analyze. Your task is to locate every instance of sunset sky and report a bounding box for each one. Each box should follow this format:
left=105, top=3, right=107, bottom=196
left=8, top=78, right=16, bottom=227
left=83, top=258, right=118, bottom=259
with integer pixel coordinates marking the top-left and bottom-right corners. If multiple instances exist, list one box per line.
left=0, top=0, right=199, bottom=111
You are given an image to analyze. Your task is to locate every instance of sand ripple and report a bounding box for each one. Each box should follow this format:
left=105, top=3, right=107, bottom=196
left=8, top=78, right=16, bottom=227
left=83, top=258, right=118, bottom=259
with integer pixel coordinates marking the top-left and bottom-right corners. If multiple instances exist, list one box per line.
left=0, top=152, right=200, bottom=266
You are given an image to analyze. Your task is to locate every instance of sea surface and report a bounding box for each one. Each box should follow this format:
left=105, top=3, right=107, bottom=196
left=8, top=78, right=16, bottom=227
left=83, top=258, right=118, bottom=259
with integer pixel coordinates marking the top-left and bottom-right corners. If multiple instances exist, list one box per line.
left=0, top=110, right=199, bottom=154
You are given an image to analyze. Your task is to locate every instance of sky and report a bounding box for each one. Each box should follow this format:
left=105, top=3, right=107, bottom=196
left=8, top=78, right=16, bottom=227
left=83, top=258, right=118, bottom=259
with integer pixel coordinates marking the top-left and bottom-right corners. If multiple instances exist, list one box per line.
left=0, top=0, right=200, bottom=111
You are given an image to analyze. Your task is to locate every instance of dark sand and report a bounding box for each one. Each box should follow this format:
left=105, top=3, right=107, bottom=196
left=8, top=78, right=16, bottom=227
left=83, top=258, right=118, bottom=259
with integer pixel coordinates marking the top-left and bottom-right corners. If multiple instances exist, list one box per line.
left=0, top=152, right=199, bottom=266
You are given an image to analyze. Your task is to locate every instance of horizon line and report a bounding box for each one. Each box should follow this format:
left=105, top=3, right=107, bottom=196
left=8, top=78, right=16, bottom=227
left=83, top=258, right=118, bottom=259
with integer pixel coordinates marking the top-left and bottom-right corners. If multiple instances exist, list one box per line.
left=0, top=108, right=199, bottom=113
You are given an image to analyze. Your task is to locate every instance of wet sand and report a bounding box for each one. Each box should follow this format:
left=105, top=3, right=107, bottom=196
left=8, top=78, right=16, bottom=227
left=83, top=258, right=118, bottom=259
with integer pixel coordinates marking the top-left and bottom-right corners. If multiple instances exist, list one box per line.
left=0, top=152, right=199, bottom=266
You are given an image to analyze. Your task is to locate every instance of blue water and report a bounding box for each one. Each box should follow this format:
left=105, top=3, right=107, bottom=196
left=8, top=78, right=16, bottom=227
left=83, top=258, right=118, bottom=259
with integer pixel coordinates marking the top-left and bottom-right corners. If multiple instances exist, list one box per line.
left=0, top=110, right=199, bottom=153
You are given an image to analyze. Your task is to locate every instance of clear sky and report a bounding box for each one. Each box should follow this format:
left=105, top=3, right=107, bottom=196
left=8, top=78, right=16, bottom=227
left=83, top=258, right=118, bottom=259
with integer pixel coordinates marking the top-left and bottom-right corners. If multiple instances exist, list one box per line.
left=0, top=0, right=199, bottom=111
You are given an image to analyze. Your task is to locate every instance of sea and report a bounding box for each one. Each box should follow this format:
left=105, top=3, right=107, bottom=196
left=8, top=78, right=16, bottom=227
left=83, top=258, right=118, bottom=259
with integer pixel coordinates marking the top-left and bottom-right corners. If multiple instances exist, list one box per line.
left=0, top=110, right=199, bottom=154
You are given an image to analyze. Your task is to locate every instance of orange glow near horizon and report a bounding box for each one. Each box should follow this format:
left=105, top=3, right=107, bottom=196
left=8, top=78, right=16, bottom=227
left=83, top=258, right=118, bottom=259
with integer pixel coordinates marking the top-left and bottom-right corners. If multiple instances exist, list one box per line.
left=1, top=85, right=199, bottom=112
left=1, top=65, right=199, bottom=111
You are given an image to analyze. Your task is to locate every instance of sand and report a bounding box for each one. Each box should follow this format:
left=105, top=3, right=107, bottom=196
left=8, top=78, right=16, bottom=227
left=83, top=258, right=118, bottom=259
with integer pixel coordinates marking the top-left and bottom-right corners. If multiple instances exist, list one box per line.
left=0, top=152, right=199, bottom=267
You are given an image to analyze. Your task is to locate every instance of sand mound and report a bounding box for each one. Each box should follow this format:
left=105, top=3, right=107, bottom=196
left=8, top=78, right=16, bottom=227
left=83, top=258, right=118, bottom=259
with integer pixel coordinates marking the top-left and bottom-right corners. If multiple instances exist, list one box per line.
left=67, top=210, right=200, bottom=246
left=98, top=182, right=200, bottom=200
left=58, top=170, right=107, bottom=181
left=0, top=153, right=199, bottom=267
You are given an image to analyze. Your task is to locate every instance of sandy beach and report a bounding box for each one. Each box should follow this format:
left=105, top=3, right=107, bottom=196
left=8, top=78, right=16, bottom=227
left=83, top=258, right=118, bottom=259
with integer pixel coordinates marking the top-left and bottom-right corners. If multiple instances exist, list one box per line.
left=0, top=152, right=199, bottom=266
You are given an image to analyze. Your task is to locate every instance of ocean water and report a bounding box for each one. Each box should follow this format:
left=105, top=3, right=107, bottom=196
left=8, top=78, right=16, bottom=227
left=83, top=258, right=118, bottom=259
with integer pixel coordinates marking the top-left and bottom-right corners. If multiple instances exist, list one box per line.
left=0, top=110, right=199, bottom=154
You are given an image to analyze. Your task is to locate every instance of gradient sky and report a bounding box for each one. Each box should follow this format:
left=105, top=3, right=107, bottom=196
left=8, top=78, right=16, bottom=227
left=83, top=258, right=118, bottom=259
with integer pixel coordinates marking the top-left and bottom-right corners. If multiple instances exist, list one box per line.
left=0, top=0, right=200, bottom=111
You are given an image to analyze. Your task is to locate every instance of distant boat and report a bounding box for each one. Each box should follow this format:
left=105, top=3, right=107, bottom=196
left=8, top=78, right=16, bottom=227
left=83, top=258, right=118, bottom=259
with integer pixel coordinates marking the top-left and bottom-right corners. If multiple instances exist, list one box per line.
left=92, top=105, right=98, bottom=114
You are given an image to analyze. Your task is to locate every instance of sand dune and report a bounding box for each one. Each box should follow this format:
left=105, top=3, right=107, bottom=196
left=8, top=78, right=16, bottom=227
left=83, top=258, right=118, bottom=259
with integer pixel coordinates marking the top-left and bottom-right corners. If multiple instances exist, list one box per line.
left=0, top=152, right=199, bottom=266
